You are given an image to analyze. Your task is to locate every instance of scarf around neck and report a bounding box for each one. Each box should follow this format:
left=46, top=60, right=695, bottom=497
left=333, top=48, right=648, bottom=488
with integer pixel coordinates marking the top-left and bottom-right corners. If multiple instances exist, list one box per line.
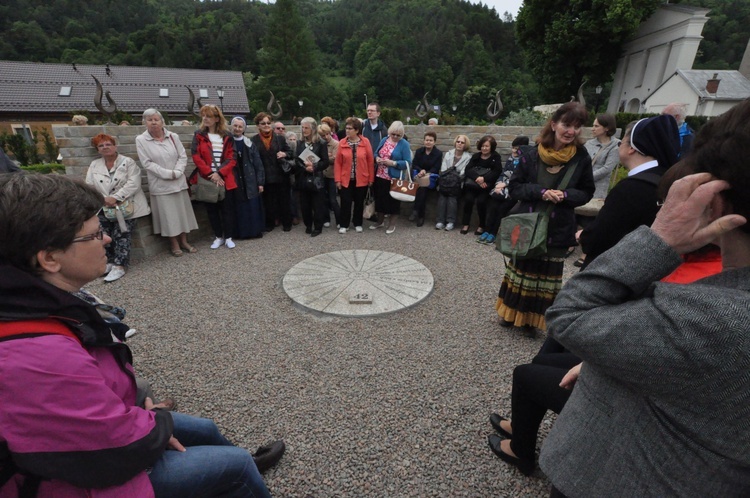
left=259, top=131, right=273, bottom=150
left=538, top=144, right=576, bottom=166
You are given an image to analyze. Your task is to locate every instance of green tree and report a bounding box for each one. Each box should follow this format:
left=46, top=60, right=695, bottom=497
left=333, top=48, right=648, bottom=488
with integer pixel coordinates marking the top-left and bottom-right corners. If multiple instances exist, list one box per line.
left=516, top=0, right=663, bottom=102
left=689, top=0, right=750, bottom=70
left=254, top=0, right=327, bottom=118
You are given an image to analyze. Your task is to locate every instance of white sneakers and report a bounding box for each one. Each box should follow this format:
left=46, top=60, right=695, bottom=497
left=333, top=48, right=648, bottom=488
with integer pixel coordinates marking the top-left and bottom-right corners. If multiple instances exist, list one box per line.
left=445, top=223, right=455, bottom=231
left=211, top=237, right=235, bottom=249
left=355, top=226, right=363, bottom=233
left=323, top=222, right=331, bottom=228
left=435, top=223, right=445, bottom=230
left=339, top=227, right=348, bottom=234
left=211, top=237, right=236, bottom=249
left=104, top=265, right=126, bottom=283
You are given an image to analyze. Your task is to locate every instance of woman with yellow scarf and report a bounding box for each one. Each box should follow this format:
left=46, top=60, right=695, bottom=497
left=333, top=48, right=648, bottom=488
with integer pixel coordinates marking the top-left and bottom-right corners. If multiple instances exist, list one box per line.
left=496, top=102, right=594, bottom=333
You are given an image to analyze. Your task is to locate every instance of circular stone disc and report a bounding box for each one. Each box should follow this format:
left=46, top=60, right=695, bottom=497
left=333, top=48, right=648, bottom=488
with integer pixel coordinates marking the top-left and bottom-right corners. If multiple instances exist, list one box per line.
left=282, top=250, right=434, bottom=317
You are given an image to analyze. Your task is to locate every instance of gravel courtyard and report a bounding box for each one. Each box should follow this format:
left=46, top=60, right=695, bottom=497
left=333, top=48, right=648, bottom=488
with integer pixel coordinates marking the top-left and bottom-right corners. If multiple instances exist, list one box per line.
left=87, top=221, right=583, bottom=498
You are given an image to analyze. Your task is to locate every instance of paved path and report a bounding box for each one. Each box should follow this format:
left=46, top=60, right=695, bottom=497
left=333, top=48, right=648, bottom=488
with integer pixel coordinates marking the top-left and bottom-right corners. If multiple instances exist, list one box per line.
left=89, top=220, right=584, bottom=497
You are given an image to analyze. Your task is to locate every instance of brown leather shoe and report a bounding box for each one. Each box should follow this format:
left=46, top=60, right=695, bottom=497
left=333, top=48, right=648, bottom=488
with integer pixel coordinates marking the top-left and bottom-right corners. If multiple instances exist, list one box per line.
left=253, top=439, right=285, bottom=473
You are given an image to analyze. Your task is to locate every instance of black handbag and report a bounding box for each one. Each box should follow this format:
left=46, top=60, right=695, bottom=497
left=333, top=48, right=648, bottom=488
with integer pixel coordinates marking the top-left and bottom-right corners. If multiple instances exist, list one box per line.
left=464, top=166, right=492, bottom=191
left=438, top=167, right=462, bottom=196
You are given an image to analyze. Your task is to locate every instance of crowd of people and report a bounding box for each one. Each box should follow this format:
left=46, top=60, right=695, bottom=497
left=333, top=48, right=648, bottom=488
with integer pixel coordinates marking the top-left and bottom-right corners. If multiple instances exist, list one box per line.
left=2, top=97, right=748, bottom=496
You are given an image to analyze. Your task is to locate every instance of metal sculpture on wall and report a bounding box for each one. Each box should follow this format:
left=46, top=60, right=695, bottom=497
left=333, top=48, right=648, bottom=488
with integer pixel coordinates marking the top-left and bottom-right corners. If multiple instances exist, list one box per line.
left=185, top=86, right=204, bottom=117
left=267, top=91, right=282, bottom=118
left=574, top=80, right=587, bottom=107
left=415, top=93, right=431, bottom=119
left=486, top=90, right=503, bottom=120
left=92, top=75, right=118, bottom=123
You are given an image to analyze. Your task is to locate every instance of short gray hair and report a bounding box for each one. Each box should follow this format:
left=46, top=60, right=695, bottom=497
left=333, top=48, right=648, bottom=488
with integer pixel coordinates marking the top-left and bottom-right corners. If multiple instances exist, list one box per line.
left=142, top=108, right=164, bottom=125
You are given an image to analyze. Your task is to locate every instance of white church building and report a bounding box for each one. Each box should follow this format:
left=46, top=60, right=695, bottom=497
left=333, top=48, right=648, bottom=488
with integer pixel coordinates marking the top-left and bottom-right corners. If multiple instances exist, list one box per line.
left=607, top=3, right=750, bottom=117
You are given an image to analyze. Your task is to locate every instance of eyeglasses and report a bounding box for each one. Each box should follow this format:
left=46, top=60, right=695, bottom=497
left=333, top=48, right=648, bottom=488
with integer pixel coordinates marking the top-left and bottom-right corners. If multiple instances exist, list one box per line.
left=72, top=228, right=105, bottom=243
left=345, top=126, right=355, bottom=130
left=455, top=140, right=465, bottom=144
left=390, top=133, right=403, bottom=138
left=259, top=121, right=272, bottom=126
left=275, top=126, right=285, bottom=131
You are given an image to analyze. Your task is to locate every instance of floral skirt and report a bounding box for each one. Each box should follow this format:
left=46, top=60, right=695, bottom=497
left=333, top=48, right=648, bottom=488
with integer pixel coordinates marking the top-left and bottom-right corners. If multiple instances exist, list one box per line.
left=495, top=256, right=565, bottom=330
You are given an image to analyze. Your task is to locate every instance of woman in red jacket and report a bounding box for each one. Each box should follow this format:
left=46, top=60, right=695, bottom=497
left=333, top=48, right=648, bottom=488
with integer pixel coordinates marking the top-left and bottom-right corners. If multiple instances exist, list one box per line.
left=190, top=105, right=237, bottom=249
left=334, top=117, right=374, bottom=233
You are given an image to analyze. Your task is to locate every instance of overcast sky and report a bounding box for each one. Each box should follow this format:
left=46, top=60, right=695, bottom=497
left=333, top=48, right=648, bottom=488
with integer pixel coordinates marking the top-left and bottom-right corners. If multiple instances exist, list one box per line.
left=468, top=0, right=524, bottom=18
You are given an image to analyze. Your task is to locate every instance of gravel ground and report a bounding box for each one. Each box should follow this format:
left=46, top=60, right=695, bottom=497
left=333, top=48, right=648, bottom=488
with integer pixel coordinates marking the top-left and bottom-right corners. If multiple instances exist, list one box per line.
left=87, top=218, right=584, bottom=498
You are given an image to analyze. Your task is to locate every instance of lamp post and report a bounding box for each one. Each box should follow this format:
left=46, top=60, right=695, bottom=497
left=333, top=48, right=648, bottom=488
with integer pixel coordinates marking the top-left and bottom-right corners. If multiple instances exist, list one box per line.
left=594, top=85, right=603, bottom=114
left=364, top=93, right=368, bottom=110
left=217, top=87, right=225, bottom=113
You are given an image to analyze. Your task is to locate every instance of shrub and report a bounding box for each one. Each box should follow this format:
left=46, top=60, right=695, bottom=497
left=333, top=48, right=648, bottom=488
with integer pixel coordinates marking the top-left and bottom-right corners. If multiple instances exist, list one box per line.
left=379, top=107, right=403, bottom=126
left=502, top=109, right=547, bottom=126
left=21, top=163, right=66, bottom=174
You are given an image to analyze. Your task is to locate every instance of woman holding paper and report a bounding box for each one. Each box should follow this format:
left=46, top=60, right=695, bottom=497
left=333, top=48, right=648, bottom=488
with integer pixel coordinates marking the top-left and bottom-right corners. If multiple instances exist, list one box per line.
left=293, top=117, right=329, bottom=237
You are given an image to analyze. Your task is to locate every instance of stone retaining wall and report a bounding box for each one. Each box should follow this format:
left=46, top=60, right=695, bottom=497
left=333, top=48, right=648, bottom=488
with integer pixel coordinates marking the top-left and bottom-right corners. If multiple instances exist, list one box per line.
left=54, top=124, right=595, bottom=260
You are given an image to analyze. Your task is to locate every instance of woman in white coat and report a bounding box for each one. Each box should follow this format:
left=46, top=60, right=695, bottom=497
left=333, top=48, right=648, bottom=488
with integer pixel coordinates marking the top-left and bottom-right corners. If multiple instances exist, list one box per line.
left=86, top=133, right=150, bottom=282
left=136, top=108, right=198, bottom=257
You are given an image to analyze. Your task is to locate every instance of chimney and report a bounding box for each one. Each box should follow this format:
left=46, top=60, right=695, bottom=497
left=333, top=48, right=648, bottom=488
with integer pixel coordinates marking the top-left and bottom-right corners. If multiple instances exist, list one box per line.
left=705, top=73, right=721, bottom=94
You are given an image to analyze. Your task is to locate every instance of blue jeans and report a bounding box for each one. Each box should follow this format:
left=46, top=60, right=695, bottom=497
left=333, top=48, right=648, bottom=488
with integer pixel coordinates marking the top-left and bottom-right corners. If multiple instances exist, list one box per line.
left=149, top=413, right=271, bottom=498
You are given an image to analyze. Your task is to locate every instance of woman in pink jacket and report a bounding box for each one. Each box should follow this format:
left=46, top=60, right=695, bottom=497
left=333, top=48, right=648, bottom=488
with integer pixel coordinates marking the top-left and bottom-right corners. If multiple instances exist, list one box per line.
left=0, top=174, right=273, bottom=497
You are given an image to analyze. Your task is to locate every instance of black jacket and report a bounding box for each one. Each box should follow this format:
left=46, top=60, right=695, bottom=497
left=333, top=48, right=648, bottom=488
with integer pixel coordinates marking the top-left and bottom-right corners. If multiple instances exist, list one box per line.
left=293, top=139, right=329, bottom=191
left=580, top=166, right=666, bottom=267
left=465, top=151, right=503, bottom=190
left=233, top=137, right=265, bottom=200
left=250, top=133, right=292, bottom=185
left=508, top=145, right=594, bottom=248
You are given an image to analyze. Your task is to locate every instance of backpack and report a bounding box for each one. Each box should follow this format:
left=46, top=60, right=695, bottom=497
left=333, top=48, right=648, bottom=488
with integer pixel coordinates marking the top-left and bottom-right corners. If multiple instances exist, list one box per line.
left=438, top=166, right=462, bottom=196
left=0, top=319, right=80, bottom=498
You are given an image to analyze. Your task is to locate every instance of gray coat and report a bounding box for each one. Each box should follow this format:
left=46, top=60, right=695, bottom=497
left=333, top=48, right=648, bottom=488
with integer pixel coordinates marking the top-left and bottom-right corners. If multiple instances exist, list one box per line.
left=541, top=226, right=750, bottom=497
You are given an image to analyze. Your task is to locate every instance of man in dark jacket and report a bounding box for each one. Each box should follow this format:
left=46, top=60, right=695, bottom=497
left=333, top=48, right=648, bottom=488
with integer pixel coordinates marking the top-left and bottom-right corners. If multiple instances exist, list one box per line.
left=662, top=102, right=693, bottom=157
left=362, top=103, right=387, bottom=166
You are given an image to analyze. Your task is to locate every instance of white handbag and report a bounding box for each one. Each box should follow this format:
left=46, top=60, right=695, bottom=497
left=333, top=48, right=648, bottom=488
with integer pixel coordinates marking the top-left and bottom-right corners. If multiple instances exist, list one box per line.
left=389, top=162, right=418, bottom=202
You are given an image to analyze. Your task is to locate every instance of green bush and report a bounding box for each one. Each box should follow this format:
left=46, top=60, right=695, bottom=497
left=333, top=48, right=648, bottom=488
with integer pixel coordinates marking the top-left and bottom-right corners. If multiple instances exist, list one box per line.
left=379, top=107, right=403, bottom=126
left=685, top=115, right=709, bottom=132
left=608, top=164, right=628, bottom=192
left=0, top=133, right=39, bottom=166
left=21, top=163, right=66, bottom=174
left=501, top=109, right=547, bottom=126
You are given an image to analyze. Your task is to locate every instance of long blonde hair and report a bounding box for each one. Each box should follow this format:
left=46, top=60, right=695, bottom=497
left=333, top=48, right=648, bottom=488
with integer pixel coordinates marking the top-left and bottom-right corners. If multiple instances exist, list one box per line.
left=199, top=105, right=229, bottom=136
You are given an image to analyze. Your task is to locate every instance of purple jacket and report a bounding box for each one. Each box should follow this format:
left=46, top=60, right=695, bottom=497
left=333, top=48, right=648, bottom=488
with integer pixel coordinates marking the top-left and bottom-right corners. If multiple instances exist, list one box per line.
left=0, top=265, right=172, bottom=497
